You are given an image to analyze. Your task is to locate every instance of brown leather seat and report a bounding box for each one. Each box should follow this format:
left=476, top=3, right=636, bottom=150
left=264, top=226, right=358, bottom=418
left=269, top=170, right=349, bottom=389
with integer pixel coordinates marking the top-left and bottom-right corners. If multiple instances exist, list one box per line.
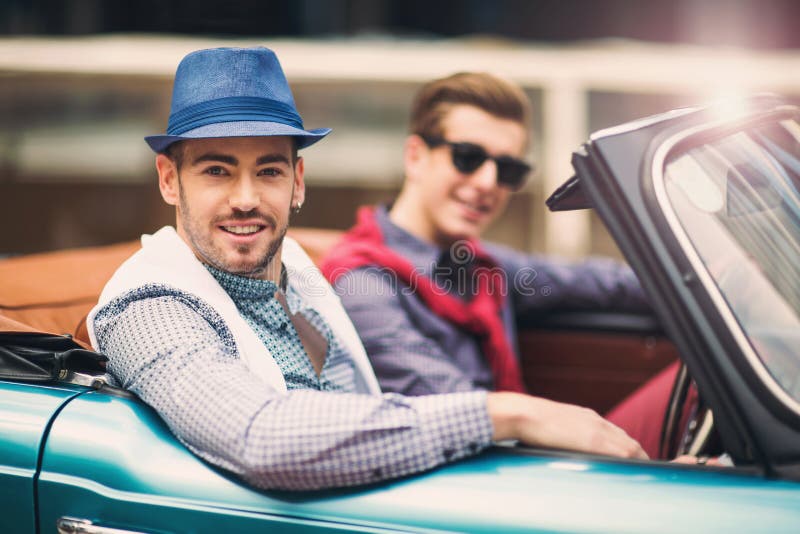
left=0, top=228, right=343, bottom=347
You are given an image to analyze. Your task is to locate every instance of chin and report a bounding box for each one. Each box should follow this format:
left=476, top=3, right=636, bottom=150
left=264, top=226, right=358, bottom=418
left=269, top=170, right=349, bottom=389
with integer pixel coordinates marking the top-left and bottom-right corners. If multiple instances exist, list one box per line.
left=439, top=224, right=481, bottom=244
left=459, top=217, right=488, bottom=236
left=433, top=209, right=489, bottom=243
left=214, top=250, right=258, bottom=273
left=228, top=262, right=268, bottom=278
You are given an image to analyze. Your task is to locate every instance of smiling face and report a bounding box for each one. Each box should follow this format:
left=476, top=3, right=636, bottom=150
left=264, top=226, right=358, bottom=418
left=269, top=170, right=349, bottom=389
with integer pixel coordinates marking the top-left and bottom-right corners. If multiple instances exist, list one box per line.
left=156, top=136, right=304, bottom=280
left=394, top=105, right=527, bottom=247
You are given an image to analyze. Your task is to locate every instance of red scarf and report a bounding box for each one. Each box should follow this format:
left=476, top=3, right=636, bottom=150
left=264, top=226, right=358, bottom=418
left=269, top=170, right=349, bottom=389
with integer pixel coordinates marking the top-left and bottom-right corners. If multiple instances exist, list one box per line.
left=322, top=207, right=525, bottom=393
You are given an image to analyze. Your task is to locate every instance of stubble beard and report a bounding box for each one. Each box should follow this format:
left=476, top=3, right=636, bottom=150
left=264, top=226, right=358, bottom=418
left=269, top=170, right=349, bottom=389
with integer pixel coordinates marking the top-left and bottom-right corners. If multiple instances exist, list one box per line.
left=177, top=182, right=289, bottom=278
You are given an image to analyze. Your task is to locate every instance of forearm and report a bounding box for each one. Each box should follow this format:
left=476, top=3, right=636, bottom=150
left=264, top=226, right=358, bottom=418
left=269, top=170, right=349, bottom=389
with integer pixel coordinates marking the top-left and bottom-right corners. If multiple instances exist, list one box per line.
left=512, top=255, right=650, bottom=314
left=237, top=390, right=491, bottom=490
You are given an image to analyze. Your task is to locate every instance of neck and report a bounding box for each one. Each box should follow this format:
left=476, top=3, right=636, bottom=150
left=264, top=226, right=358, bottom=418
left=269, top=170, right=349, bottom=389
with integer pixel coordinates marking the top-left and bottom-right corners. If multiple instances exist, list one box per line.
left=389, top=188, right=450, bottom=248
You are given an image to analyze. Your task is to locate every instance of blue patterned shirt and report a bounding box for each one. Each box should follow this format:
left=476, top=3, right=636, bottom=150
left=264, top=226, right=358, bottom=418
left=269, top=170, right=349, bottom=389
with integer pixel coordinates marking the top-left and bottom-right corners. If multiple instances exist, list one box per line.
left=206, top=265, right=354, bottom=392
left=92, top=266, right=493, bottom=491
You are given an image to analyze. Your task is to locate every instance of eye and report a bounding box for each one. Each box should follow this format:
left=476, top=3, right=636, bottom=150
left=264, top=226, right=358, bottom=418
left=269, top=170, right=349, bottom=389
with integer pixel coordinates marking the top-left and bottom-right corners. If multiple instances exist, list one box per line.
left=451, top=143, right=487, bottom=173
left=257, top=167, right=283, bottom=177
left=204, top=166, right=228, bottom=176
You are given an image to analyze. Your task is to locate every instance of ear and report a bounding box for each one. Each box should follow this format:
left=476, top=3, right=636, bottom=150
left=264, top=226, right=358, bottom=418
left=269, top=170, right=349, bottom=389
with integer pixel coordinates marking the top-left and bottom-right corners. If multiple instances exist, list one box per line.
left=156, top=154, right=180, bottom=206
left=403, top=134, right=428, bottom=184
left=291, top=156, right=306, bottom=208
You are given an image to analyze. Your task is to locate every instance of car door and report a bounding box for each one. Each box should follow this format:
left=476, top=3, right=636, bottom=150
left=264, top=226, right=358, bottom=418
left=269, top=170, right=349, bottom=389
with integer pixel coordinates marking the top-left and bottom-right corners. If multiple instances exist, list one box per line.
left=38, top=388, right=402, bottom=534
left=32, top=385, right=800, bottom=534
left=0, top=381, right=82, bottom=533
left=549, top=95, right=800, bottom=477
left=35, top=385, right=800, bottom=534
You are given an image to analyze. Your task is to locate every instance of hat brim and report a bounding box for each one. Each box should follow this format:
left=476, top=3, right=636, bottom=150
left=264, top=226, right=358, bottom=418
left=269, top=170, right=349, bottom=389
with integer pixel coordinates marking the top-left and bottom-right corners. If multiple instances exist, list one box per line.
left=145, top=121, right=331, bottom=153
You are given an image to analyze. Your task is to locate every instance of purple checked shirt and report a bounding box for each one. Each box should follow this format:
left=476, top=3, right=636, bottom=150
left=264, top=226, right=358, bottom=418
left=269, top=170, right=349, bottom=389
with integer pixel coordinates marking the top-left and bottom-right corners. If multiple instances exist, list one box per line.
left=331, top=205, right=650, bottom=396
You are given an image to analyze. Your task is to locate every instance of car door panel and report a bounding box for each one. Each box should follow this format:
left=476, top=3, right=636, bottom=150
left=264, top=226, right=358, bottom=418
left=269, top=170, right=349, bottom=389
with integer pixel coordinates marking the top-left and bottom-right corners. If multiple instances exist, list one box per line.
left=38, top=391, right=390, bottom=533
left=0, top=381, right=81, bottom=533
left=35, top=387, right=800, bottom=533
left=518, top=311, right=678, bottom=413
left=520, top=329, right=677, bottom=414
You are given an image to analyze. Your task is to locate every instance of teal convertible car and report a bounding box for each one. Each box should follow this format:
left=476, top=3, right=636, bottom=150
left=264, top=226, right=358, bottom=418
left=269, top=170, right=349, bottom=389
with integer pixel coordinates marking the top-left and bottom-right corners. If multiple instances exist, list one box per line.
left=2, top=96, right=800, bottom=533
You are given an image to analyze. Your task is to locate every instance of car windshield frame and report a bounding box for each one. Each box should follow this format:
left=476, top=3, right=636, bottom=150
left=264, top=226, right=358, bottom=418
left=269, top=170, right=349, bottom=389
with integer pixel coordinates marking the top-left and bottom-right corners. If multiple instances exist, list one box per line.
left=650, top=104, right=800, bottom=418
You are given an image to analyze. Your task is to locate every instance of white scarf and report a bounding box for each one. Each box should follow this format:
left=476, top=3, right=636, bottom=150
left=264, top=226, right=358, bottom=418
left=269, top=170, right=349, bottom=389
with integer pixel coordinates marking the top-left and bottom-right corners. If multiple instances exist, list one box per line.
left=87, top=226, right=381, bottom=395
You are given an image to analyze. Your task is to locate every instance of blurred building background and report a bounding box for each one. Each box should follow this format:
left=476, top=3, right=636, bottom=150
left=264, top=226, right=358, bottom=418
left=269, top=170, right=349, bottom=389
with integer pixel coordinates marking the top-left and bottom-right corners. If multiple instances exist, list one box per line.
left=1, top=0, right=800, bottom=258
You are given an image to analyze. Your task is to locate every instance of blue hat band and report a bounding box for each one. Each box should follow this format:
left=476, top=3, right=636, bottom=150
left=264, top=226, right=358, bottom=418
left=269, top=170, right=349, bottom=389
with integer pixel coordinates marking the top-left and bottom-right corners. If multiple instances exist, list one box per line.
left=166, top=96, right=304, bottom=136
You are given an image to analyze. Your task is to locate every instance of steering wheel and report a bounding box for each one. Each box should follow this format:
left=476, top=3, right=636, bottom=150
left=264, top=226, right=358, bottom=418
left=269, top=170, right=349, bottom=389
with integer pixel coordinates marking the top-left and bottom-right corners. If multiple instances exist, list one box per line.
left=659, top=362, right=715, bottom=459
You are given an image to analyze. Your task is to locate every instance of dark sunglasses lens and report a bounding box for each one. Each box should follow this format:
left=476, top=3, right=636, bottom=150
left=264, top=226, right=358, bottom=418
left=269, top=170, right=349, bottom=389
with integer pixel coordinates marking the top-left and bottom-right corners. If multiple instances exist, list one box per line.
left=496, top=158, right=531, bottom=190
left=450, top=143, right=488, bottom=174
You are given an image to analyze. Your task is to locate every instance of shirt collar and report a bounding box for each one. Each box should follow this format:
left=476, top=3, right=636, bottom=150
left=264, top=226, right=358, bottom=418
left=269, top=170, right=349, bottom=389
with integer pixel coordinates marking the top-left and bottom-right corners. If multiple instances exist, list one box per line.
left=374, top=205, right=443, bottom=276
left=204, top=263, right=288, bottom=300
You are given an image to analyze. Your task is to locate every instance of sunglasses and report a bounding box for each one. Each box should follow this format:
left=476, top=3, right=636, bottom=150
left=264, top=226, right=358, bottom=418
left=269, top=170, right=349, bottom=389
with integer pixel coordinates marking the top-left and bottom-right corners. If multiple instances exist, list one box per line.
left=421, top=135, right=532, bottom=191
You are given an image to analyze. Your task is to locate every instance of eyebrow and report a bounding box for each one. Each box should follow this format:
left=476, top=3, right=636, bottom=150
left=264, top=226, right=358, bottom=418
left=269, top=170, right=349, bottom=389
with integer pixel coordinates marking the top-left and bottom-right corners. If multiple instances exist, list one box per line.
left=191, top=153, right=238, bottom=166
left=256, top=154, right=291, bottom=166
left=190, top=153, right=290, bottom=167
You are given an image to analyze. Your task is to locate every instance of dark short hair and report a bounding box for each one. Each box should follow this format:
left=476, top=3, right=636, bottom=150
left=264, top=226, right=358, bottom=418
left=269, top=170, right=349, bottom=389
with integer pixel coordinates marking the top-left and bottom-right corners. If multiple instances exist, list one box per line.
left=410, top=72, right=531, bottom=141
left=162, top=141, right=185, bottom=169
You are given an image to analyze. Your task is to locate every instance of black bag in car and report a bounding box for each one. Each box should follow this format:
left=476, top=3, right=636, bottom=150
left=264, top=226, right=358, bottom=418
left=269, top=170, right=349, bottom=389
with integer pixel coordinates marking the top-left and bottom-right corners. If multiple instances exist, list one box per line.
left=0, top=332, right=107, bottom=382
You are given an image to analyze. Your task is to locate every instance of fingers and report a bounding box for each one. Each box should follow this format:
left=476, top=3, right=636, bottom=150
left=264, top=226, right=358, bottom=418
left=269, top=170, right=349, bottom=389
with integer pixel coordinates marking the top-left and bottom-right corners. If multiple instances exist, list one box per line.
left=487, top=392, right=649, bottom=460
left=578, top=407, right=648, bottom=460
left=670, top=455, right=726, bottom=466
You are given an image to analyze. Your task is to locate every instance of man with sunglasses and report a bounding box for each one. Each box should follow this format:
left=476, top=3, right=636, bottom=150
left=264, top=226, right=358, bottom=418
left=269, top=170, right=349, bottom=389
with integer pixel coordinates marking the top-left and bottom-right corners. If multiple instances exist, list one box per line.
left=322, top=72, right=651, bottom=409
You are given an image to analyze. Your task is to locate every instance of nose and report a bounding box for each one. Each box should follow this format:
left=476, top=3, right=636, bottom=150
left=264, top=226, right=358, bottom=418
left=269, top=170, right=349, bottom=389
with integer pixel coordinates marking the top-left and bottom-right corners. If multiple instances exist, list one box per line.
left=469, top=159, right=499, bottom=192
left=229, top=175, right=260, bottom=212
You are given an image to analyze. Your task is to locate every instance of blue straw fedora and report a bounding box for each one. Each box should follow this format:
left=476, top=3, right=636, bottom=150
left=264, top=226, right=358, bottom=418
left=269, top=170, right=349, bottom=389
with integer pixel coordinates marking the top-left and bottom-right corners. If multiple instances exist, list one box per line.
left=145, top=47, right=331, bottom=153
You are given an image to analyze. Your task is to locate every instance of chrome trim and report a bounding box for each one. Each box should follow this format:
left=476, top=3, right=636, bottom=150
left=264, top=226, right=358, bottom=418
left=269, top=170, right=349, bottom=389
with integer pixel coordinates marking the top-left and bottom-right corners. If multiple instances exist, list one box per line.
left=660, top=363, right=690, bottom=458
left=650, top=105, right=800, bottom=418
left=63, top=371, right=107, bottom=389
left=57, top=517, right=148, bottom=534
left=688, top=411, right=715, bottom=457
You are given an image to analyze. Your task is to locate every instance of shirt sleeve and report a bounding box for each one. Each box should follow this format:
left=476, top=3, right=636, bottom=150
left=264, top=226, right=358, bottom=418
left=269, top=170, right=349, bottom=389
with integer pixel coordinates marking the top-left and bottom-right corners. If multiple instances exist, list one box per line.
left=486, top=243, right=651, bottom=318
left=333, top=268, right=486, bottom=395
left=93, top=292, right=493, bottom=491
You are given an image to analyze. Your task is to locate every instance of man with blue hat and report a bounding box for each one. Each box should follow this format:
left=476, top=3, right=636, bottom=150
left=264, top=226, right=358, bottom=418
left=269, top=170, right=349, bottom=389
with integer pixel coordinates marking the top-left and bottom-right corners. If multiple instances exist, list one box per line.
left=87, top=46, right=646, bottom=491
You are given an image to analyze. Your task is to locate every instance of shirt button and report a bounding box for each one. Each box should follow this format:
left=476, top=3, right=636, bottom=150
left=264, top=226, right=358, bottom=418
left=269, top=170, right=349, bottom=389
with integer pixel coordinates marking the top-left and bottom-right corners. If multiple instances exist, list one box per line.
left=443, top=448, right=455, bottom=460
left=372, top=468, right=383, bottom=479
left=468, top=442, right=479, bottom=454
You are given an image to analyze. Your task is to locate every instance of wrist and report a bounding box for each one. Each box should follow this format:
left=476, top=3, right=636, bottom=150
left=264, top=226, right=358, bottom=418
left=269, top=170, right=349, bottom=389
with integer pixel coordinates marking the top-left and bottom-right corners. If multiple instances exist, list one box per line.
left=486, top=391, right=527, bottom=441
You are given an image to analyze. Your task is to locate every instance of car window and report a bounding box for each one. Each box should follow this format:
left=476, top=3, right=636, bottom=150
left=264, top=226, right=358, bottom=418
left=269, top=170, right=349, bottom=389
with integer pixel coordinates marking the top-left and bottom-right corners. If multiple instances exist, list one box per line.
left=663, top=118, right=800, bottom=405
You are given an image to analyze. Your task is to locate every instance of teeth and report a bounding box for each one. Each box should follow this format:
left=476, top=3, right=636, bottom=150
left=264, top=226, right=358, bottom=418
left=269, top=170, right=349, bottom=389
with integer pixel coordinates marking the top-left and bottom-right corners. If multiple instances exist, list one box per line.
left=223, top=225, right=261, bottom=235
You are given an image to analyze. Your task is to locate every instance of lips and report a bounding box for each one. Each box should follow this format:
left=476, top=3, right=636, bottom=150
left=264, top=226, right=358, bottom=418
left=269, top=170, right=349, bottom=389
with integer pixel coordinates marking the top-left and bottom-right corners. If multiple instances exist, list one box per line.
left=456, top=198, right=492, bottom=222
